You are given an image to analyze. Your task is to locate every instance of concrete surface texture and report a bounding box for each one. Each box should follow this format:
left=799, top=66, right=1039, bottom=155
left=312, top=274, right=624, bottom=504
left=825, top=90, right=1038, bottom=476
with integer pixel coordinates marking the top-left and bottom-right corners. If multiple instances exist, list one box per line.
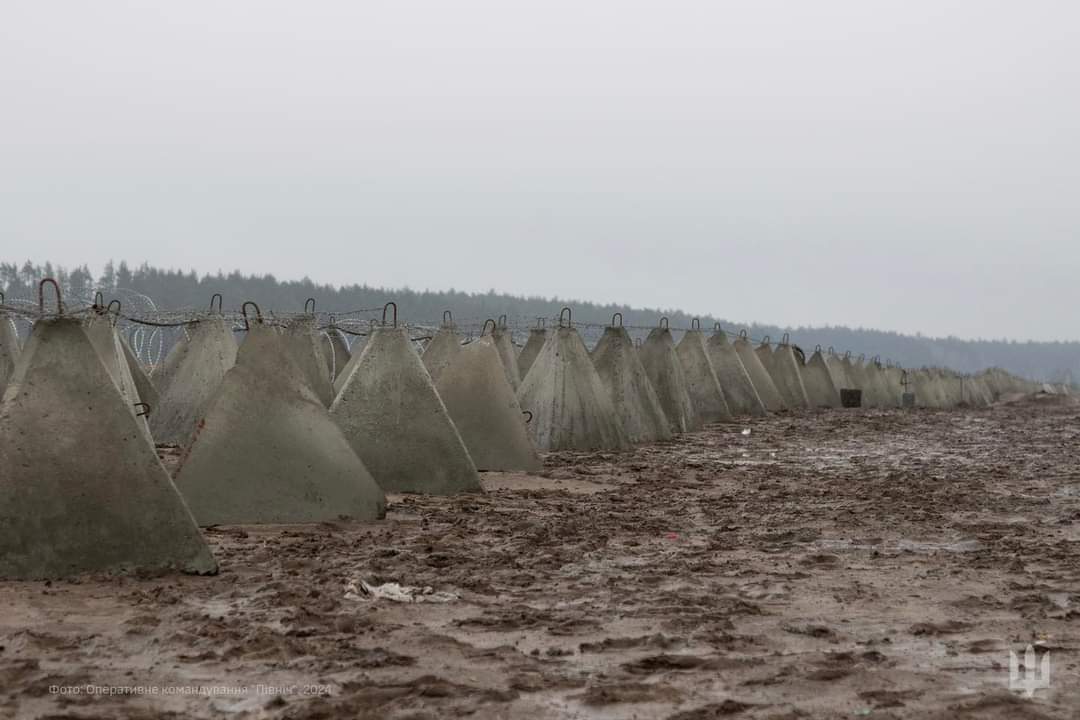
left=0, top=317, right=216, bottom=579
left=705, top=327, right=767, bottom=417
left=802, top=347, right=841, bottom=408
left=0, top=313, right=20, bottom=397
left=421, top=325, right=462, bottom=385
left=331, top=325, right=481, bottom=494
left=434, top=335, right=541, bottom=471
left=823, top=348, right=855, bottom=392
left=150, top=317, right=238, bottom=446
left=516, top=324, right=629, bottom=451
left=83, top=314, right=155, bottom=445
left=590, top=323, right=672, bottom=443
left=764, top=337, right=811, bottom=410
left=517, top=326, right=549, bottom=380
left=120, top=335, right=159, bottom=421
left=174, top=322, right=386, bottom=525
left=284, top=315, right=335, bottom=406
left=492, top=320, right=522, bottom=391
left=735, top=331, right=786, bottom=412
left=638, top=323, right=702, bottom=433
left=674, top=326, right=733, bottom=423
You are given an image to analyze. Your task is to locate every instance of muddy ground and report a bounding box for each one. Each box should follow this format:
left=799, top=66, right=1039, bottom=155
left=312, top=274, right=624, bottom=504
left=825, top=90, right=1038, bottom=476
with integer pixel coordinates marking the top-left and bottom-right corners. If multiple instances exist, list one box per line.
left=3, top=396, right=1079, bottom=719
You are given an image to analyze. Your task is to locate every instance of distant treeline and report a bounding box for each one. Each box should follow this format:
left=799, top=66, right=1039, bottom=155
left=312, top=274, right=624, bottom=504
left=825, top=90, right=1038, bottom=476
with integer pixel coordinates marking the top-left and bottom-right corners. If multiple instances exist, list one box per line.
left=2, top=260, right=1076, bottom=383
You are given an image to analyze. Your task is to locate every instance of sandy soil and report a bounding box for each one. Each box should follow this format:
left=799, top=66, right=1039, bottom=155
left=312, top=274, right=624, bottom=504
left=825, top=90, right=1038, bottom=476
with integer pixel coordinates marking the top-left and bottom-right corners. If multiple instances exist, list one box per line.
left=3, top=396, right=1079, bottom=719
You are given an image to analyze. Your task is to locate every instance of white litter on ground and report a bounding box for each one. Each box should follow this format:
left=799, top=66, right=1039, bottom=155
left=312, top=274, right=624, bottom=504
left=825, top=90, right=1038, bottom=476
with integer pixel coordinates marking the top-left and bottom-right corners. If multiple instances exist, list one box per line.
left=345, top=578, right=459, bottom=604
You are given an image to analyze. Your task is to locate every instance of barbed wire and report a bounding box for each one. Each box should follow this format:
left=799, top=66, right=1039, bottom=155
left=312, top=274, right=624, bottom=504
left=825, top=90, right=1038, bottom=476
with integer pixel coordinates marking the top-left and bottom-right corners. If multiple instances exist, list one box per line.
left=0, top=288, right=1016, bottom=377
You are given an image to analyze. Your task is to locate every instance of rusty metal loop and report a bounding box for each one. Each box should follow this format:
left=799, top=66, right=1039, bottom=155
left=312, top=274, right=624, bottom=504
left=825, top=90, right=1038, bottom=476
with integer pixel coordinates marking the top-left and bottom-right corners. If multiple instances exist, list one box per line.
left=209, top=293, right=223, bottom=313
left=691, top=318, right=700, bottom=330
left=38, top=278, right=63, bottom=316
left=521, top=410, right=533, bottom=424
left=107, top=300, right=121, bottom=326
left=659, top=316, right=669, bottom=329
left=93, top=291, right=105, bottom=311
left=739, top=329, right=748, bottom=339
left=535, top=316, right=546, bottom=329
left=0, top=290, right=4, bottom=304
left=828, top=345, right=835, bottom=355
left=382, top=301, right=397, bottom=327
left=714, top=322, right=722, bottom=332
left=844, top=351, right=852, bottom=360
left=443, top=310, right=453, bottom=327
left=498, top=314, right=507, bottom=329
left=611, top=312, right=623, bottom=327
left=781, top=332, right=790, bottom=345
left=815, top=344, right=822, bottom=353
left=134, top=402, right=151, bottom=417
left=559, top=307, right=572, bottom=328
left=762, top=335, right=771, bottom=344
left=305, top=298, right=316, bottom=314
left=481, top=319, right=496, bottom=336
left=241, top=301, right=263, bottom=330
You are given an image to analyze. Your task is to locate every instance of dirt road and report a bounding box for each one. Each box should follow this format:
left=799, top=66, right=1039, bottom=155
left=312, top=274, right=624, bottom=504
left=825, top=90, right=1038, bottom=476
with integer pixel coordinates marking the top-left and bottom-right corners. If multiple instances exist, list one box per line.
left=3, top=397, right=1078, bottom=718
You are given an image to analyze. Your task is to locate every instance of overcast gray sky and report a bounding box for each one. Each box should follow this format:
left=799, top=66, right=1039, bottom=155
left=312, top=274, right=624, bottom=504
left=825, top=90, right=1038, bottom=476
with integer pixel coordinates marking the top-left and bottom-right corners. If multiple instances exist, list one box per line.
left=2, top=1, right=1077, bottom=340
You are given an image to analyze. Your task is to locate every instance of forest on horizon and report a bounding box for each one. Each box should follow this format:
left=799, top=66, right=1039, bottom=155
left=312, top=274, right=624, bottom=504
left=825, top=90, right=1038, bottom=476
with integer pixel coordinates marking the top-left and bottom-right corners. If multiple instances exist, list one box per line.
left=1, top=259, right=1076, bottom=384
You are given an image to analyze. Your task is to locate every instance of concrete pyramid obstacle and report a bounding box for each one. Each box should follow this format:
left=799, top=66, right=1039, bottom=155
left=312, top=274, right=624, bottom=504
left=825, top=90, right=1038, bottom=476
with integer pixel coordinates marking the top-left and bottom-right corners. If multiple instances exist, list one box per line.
left=151, top=295, right=238, bottom=445
left=421, top=311, right=462, bottom=385
left=802, top=346, right=841, bottom=408
left=823, top=347, right=854, bottom=394
left=492, top=315, right=522, bottom=391
left=675, top=319, right=733, bottom=423
left=434, top=328, right=541, bottom=471
left=0, top=293, right=19, bottom=397
left=332, top=303, right=482, bottom=494
left=283, top=300, right=335, bottom=406
left=0, top=283, right=216, bottom=578
left=591, top=313, right=672, bottom=443
left=321, top=317, right=352, bottom=381
left=516, top=307, right=629, bottom=450
left=705, top=325, right=766, bottom=417
left=0, top=293, right=19, bottom=396
left=332, top=326, right=371, bottom=400
left=638, top=317, right=701, bottom=433
left=766, top=335, right=811, bottom=410
left=174, top=304, right=386, bottom=524
left=83, top=304, right=154, bottom=443
left=865, top=357, right=898, bottom=408
left=518, top=319, right=549, bottom=380
left=121, top=334, right=159, bottom=419
left=735, top=330, right=785, bottom=412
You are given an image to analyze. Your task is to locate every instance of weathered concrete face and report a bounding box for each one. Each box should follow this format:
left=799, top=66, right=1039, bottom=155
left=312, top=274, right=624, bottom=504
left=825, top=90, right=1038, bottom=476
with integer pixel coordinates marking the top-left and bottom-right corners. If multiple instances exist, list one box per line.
left=332, top=333, right=369, bottom=400
left=591, top=326, right=672, bottom=443
left=120, top=335, right=159, bottom=419
left=331, top=326, right=482, bottom=494
left=421, top=326, right=462, bottom=385
left=84, top=316, right=154, bottom=444
left=0, top=314, right=19, bottom=397
left=705, top=331, right=766, bottom=417
left=150, top=317, right=238, bottom=446
left=675, top=329, right=733, bottom=423
left=518, top=328, right=548, bottom=380
left=492, top=326, right=522, bottom=391
left=638, top=327, right=702, bottom=433
left=284, top=316, right=335, bottom=406
left=174, top=323, right=386, bottom=525
left=766, top=343, right=811, bottom=410
left=516, top=326, right=629, bottom=451
left=735, top=335, right=785, bottom=412
left=802, top=351, right=841, bottom=408
left=823, top=352, right=854, bottom=393
left=0, top=317, right=216, bottom=579
left=321, top=330, right=352, bottom=381
left=863, top=360, right=898, bottom=408
left=434, top=336, right=541, bottom=471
